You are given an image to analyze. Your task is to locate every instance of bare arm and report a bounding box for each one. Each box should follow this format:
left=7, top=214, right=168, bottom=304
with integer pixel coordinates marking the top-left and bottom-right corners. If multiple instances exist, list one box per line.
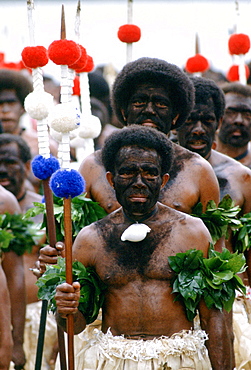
left=2, top=251, right=26, bottom=368
left=198, top=300, right=233, bottom=369
left=0, top=266, right=13, bottom=370
left=198, top=159, right=220, bottom=212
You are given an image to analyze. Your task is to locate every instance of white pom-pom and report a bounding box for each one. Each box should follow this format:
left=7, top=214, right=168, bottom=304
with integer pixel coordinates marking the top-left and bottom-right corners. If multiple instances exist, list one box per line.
left=121, top=223, right=151, bottom=242
left=70, top=135, right=85, bottom=148
left=24, top=91, right=54, bottom=120
left=49, top=103, right=81, bottom=133
left=78, top=115, right=102, bottom=139
left=50, top=127, right=78, bottom=143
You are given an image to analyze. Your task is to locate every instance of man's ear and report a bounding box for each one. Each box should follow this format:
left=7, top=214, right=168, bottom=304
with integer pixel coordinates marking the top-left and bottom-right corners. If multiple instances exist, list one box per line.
left=161, top=173, right=169, bottom=189
left=24, top=160, right=31, bottom=176
left=106, top=171, right=115, bottom=188
left=172, top=114, right=180, bottom=127
left=215, top=117, right=223, bottom=136
left=121, top=109, right=127, bottom=122
left=217, top=117, right=223, bottom=130
left=20, top=106, right=25, bottom=116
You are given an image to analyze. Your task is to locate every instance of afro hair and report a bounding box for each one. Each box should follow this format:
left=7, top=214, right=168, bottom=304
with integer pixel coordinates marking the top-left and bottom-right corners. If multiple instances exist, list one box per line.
left=102, top=124, right=173, bottom=175
left=111, top=57, right=195, bottom=129
left=0, top=69, right=33, bottom=107
left=189, top=76, right=225, bottom=124
left=221, top=81, right=251, bottom=98
left=0, top=133, right=31, bottom=163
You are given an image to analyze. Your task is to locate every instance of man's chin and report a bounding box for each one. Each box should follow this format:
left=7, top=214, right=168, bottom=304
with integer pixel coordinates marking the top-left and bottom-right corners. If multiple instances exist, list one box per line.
left=186, top=144, right=209, bottom=158
left=228, top=138, right=250, bottom=148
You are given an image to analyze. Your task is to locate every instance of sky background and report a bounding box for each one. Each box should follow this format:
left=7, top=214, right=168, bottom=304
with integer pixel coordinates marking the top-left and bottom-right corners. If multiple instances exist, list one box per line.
left=1, top=0, right=251, bottom=80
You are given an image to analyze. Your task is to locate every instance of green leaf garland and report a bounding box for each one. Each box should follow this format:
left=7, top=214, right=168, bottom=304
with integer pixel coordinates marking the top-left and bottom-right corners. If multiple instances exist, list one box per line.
left=169, top=246, right=246, bottom=321
left=25, top=193, right=107, bottom=242
left=192, top=195, right=242, bottom=244
left=36, top=257, right=107, bottom=324
left=0, top=213, right=42, bottom=256
left=232, top=212, right=251, bottom=253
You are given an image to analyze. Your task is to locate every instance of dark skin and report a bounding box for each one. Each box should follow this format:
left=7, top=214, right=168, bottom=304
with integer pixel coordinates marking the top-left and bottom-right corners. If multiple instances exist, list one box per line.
left=177, top=99, right=251, bottom=287
left=0, top=142, right=44, bottom=302
left=0, top=186, right=25, bottom=369
left=54, top=146, right=231, bottom=369
left=216, top=92, right=251, bottom=169
left=79, top=83, right=220, bottom=215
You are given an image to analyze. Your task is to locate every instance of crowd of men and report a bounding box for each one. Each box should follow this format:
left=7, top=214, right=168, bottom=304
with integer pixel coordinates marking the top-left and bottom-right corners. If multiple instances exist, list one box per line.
left=1, top=56, right=251, bottom=369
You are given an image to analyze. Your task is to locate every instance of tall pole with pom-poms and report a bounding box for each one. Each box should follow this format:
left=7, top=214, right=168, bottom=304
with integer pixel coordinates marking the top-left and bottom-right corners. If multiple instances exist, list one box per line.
left=226, top=1, right=250, bottom=84
left=48, top=6, right=86, bottom=370
left=117, top=0, right=141, bottom=64
left=22, top=2, right=61, bottom=369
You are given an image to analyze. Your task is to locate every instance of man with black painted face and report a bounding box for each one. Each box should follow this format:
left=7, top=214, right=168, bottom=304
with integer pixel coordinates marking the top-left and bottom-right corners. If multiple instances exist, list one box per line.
left=53, top=125, right=232, bottom=370
left=177, top=76, right=251, bottom=370
left=216, top=82, right=251, bottom=169
left=177, top=77, right=251, bottom=286
left=78, top=57, right=220, bottom=216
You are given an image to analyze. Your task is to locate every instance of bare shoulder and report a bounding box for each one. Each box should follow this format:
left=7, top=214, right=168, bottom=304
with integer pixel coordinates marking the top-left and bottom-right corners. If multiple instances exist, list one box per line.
left=177, top=211, right=212, bottom=254
left=158, top=203, right=211, bottom=255
left=0, top=186, right=21, bottom=214
left=78, top=150, right=103, bottom=175
left=78, top=150, right=119, bottom=213
left=72, top=220, right=106, bottom=264
left=211, top=149, right=251, bottom=184
left=159, top=203, right=211, bottom=236
left=211, top=149, right=251, bottom=171
left=171, top=143, right=215, bottom=173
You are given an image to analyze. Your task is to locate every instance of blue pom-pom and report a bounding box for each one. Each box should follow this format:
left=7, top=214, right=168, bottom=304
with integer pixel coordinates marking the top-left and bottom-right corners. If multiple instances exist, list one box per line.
left=49, top=169, right=85, bottom=198
left=32, top=155, right=60, bottom=180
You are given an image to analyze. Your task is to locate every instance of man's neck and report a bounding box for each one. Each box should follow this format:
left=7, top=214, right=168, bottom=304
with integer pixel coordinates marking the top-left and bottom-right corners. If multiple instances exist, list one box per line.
left=17, top=190, right=27, bottom=203
left=123, top=206, right=158, bottom=223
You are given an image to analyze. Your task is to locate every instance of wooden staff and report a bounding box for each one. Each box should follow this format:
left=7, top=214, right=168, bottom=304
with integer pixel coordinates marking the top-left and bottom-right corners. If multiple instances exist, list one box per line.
left=64, top=197, right=74, bottom=370
left=44, top=178, right=67, bottom=370
left=35, top=178, right=61, bottom=370
left=26, top=2, right=67, bottom=368
left=60, top=6, right=75, bottom=369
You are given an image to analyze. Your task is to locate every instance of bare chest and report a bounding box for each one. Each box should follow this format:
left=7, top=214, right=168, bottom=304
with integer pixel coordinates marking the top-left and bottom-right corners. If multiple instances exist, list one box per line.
left=159, top=171, right=199, bottom=213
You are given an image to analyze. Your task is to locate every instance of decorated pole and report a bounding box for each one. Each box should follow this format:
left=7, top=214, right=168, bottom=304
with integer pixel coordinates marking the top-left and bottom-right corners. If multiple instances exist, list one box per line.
left=23, top=1, right=65, bottom=369
left=226, top=1, right=250, bottom=84
left=48, top=6, right=85, bottom=369
left=68, top=0, right=101, bottom=163
left=184, top=33, right=209, bottom=76
left=117, top=0, right=141, bottom=64
left=127, top=0, right=133, bottom=63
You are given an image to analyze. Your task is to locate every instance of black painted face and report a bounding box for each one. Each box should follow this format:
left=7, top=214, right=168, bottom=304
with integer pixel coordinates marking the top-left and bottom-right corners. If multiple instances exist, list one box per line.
left=124, top=83, right=175, bottom=134
left=0, top=89, right=24, bottom=134
left=112, top=146, right=164, bottom=219
left=0, top=143, right=26, bottom=196
left=177, top=98, right=217, bottom=159
left=218, top=92, right=251, bottom=148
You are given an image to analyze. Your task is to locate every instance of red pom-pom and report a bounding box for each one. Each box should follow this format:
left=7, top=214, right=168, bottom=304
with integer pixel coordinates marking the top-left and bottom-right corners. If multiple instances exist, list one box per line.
left=48, top=39, right=81, bottom=66
left=21, top=46, right=49, bottom=68
left=228, top=33, right=250, bottom=55
left=73, top=76, right=80, bottom=96
left=0, top=52, right=5, bottom=63
left=69, top=45, right=87, bottom=70
left=75, top=55, right=94, bottom=73
left=227, top=64, right=250, bottom=81
left=185, top=54, right=210, bottom=73
left=118, top=24, right=141, bottom=43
